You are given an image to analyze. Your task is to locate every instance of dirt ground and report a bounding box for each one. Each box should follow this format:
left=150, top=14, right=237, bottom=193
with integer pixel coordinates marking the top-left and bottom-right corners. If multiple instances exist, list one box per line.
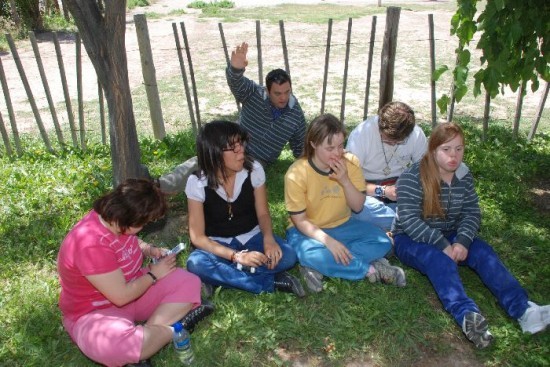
left=1, top=0, right=547, bottom=134
left=2, top=1, right=548, bottom=365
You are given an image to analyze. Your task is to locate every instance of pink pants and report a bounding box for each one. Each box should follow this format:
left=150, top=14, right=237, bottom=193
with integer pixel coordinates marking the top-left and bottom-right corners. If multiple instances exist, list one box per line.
left=63, top=268, right=201, bottom=367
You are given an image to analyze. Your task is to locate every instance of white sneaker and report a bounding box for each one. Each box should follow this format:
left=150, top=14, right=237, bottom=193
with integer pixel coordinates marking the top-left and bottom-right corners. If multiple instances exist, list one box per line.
left=518, top=301, right=550, bottom=334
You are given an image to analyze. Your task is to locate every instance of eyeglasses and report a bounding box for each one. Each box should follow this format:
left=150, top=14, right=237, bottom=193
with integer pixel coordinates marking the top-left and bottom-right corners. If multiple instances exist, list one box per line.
left=222, top=142, right=246, bottom=153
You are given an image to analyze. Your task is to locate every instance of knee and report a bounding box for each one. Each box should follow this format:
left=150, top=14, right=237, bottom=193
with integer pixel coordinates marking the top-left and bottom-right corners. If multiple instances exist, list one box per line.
left=186, top=251, right=207, bottom=274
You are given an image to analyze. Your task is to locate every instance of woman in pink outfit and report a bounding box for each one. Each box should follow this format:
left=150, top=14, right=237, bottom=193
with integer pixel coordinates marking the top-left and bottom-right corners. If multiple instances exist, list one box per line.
left=57, top=179, right=203, bottom=367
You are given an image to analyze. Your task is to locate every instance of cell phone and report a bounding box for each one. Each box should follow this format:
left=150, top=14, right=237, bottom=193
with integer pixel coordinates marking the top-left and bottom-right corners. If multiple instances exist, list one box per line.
left=151, top=243, right=186, bottom=263
left=165, top=242, right=186, bottom=256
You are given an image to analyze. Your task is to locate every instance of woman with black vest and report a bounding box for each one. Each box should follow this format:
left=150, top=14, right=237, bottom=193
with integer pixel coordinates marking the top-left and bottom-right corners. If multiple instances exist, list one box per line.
left=185, top=120, right=305, bottom=297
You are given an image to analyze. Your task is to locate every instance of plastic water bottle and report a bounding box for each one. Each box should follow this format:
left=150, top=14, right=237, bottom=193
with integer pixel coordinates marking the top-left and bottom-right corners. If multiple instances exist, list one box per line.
left=173, top=322, right=194, bottom=365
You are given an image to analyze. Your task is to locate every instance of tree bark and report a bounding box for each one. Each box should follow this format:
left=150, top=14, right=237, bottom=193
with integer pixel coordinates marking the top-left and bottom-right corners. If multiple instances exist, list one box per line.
left=63, top=0, right=148, bottom=186
left=9, top=0, right=21, bottom=27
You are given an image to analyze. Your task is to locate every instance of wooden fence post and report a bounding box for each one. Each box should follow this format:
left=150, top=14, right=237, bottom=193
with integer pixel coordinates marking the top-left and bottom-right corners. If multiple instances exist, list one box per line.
left=256, top=20, right=263, bottom=86
left=180, top=22, right=201, bottom=129
left=0, top=111, right=13, bottom=156
left=528, top=82, right=549, bottom=141
left=6, top=33, right=53, bottom=153
left=0, top=56, right=22, bottom=155
left=363, top=16, right=377, bottom=120
left=134, top=14, right=166, bottom=140
left=512, top=81, right=526, bottom=140
left=379, top=6, right=401, bottom=110
left=428, top=14, right=437, bottom=127
left=29, top=31, right=64, bottom=144
left=76, top=33, right=85, bottom=150
left=482, top=91, right=490, bottom=141
left=218, top=22, right=240, bottom=112
left=52, top=32, right=78, bottom=147
left=279, top=20, right=290, bottom=75
left=321, top=18, right=333, bottom=115
left=172, top=23, right=197, bottom=134
left=340, top=18, right=352, bottom=124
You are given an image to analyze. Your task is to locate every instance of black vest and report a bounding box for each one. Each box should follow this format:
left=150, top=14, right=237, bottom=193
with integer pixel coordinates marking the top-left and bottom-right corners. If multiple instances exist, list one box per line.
left=204, top=174, right=258, bottom=237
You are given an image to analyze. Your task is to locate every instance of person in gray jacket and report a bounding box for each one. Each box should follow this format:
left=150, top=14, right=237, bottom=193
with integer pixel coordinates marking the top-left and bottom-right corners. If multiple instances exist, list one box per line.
left=226, top=42, right=306, bottom=166
left=392, top=122, right=550, bottom=349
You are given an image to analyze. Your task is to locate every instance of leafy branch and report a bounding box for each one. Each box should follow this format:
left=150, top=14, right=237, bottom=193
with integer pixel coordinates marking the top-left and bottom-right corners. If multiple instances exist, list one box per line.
left=434, top=0, right=550, bottom=114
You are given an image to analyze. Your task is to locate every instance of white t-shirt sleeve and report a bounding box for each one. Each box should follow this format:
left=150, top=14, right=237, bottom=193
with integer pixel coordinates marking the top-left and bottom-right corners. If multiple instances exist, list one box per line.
left=346, top=123, right=365, bottom=158
left=412, top=127, right=428, bottom=162
left=184, top=174, right=206, bottom=202
left=251, top=160, right=266, bottom=188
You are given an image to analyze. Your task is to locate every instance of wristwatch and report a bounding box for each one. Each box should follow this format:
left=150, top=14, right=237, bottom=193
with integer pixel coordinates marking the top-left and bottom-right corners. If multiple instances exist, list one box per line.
left=374, top=185, right=383, bottom=197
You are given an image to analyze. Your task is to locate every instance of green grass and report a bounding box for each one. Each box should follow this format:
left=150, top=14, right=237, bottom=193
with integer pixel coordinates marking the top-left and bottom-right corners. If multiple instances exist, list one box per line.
left=189, top=2, right=457, bottom=23
left=1, top=121, right=549, bottom=366
left=128, top=0, right=150, bottom=10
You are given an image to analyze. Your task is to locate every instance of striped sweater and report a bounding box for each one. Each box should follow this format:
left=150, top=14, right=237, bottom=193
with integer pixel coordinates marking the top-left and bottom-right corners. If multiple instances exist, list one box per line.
left=226, top=66, right=306, bottom=164
left=392, top=161, right=481, bottom=250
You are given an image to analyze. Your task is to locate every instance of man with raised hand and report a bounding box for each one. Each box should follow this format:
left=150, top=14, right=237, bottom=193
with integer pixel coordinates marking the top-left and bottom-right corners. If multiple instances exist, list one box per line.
left=226, top=42, right=306, bottom=166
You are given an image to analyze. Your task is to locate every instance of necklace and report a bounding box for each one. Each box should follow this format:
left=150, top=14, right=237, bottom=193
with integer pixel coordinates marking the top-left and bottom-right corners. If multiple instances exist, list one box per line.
left=380, top=136, right=399, bottom=176
left=222, top=184, right=234, bottom=221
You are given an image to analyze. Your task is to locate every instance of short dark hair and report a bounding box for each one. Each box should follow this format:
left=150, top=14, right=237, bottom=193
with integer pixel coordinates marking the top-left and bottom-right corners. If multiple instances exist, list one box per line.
left=93, top=178, right=167, bottom=234
left=378, top=101, right=416, bottom=141
left=195, top=120, right=253, bottom=188
left=265, top=68, right=292, bottom=92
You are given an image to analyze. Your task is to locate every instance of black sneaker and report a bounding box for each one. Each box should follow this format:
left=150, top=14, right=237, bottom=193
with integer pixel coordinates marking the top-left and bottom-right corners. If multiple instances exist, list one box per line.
left=462, top=312, right=493, bottom=349
left=274, top=272, right=306, bottom=297
left=181, top=299, right=215, bottom=333
left=126, top=359, right=153, bottom=367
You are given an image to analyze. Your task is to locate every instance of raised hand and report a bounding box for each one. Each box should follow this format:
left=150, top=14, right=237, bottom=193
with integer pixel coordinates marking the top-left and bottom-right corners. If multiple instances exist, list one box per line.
left=230, top=42, right=249, bottom=69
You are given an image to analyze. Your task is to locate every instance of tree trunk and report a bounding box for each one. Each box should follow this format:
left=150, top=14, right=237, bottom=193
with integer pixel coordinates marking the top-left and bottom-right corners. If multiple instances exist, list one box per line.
left=63, top=0, right=148, bottom=186
left=60, top=0, right=71, bottom=21
left=9, top=0, right=21, bottom=27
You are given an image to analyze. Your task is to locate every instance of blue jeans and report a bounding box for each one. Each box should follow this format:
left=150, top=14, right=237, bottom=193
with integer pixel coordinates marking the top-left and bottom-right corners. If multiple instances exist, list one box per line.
left=186, top=232, right=297, bottom=294
left=286, top=217, right=392, bottom=280
left=394, top=233, right=529, bottom=325
left=352, top=196, right=396, bottom=231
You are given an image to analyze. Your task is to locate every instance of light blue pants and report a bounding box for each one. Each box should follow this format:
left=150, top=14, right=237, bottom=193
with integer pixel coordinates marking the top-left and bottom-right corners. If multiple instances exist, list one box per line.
left=395, top=233, right=529, bottom=325
left=352, top=196, right=397, bottom=231
left=286, top=217, right=392, bottom=280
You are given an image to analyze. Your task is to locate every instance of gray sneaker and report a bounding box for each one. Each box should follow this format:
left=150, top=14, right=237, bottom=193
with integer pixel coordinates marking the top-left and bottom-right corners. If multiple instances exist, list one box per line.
left=299, top=265, right=324, bottom=293
left=462, top=312, right=493, bottom=349
left=367, top=258, right=406, bottom=287
left=201, top=282, right=214, bottom=299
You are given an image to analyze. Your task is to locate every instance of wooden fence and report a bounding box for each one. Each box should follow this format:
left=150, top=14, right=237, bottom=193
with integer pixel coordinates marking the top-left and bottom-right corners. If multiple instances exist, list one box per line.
left=0, top=7, right=548, bottom=157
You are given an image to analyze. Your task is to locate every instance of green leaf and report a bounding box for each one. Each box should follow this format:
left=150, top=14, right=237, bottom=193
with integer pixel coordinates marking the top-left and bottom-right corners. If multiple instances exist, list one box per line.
left=455, top=65, right=469, bottom=84
left=493, top=0, right=505, bottom=11
left=458, top=49, right=471, bottom=65
left=432, top=65, right=449, bottom=81
left=437, top=94, right=450, bottom=114
left=455, top=84, right=468, bottom=102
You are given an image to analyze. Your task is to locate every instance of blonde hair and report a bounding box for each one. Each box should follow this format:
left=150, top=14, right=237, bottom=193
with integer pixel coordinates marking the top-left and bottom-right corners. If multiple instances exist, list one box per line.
left=420, top=122, right=465, bottom=218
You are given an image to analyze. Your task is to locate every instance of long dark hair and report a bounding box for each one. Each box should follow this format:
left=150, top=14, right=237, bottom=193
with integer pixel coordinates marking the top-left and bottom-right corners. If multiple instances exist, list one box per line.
left=195, top=120, right=253, bottom=188
left=93, top=178, right=167, bottom=234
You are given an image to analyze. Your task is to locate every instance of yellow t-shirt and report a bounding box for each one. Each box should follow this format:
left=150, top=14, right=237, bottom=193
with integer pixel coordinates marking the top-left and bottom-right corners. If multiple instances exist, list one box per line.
left=284, top=153, right=366, bottom=229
